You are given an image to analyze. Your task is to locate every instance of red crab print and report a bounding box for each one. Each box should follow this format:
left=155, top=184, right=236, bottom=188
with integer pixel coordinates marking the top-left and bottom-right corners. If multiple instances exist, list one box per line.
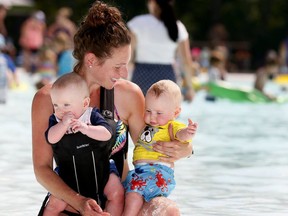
left=130, top=175, right=147, bottom=191
left=155, top=171, right=169, bottom=192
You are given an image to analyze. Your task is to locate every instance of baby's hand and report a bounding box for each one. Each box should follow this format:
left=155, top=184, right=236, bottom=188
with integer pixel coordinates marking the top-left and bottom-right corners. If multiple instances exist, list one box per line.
left=61, top=112, right=75, bottom=127
left=187, top=119, right=198, bottom=136
left=71, top=119, right=88, bottom=134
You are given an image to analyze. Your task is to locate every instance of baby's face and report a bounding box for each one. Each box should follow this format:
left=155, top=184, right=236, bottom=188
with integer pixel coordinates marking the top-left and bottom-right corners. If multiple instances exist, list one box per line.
left=51, top=86, right=87, bottom=120
left=144, top=93, right=177, bottom=127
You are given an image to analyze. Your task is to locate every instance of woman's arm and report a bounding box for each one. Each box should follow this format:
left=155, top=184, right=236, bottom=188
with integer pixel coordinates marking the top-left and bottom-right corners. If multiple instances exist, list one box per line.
left=32, top=85, right=106, bottom=215
left=114, top=80, right=145, bottom=180
left=115, top=80, right=145, bottom=144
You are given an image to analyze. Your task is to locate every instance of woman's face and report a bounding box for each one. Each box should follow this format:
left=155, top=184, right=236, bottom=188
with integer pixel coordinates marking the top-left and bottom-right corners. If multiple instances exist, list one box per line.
left=91, top=45, right=131, bottom=89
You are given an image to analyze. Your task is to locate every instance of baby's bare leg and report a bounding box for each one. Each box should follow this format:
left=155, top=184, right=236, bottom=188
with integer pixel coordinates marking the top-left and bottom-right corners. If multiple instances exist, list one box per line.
left=123, top=192, right=144, bottom=216
left=104, top=173, right=124, bottom=216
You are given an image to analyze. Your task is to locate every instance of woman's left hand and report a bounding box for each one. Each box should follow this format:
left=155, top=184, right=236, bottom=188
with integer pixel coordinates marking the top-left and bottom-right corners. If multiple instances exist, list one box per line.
left=153, top=123, right=193, bottom=162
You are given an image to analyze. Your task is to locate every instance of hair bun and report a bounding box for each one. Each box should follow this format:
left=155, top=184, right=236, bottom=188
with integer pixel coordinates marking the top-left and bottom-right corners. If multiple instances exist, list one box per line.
left=85, top=1, right=122, bottom=27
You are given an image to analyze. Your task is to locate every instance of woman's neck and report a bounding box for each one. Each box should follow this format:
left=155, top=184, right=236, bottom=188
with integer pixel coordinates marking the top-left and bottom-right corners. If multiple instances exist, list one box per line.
left=89, top=86, right=101, bottom=108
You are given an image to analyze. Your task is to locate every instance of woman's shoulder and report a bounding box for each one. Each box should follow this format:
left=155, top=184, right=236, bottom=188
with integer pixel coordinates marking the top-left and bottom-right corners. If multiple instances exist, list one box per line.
left=32, top=84, right=54, bottom=120
left=113, top=80, right=145, bottom=133
left=32, top=84, right=52, bottom=106
left=114, top=79, right=144, bottom=113
left=114, top=79, right=143, bottom=97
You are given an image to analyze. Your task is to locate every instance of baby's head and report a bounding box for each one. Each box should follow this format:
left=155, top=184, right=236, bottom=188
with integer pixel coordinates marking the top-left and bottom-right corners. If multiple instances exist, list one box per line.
left=145, top=80, right=182, bottom=126
left=50, top=73, right=90, bottom=120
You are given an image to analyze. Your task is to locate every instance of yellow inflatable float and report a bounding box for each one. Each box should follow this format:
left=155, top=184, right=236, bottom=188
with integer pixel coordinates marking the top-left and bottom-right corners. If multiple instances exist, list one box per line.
left=274, top=74, right=288, bottom=84
left=9, top=82, right=29, bottom=91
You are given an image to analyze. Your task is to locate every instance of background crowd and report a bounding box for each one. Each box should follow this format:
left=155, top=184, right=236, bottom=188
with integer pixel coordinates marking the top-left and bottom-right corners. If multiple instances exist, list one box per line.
left=1, top=1, right=288, bottom=96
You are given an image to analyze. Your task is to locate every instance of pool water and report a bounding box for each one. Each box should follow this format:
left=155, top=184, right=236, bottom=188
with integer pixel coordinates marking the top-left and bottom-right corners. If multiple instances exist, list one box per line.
left=171, top=93, right=288, bottom=215
left=168, top=74, right=288, bottom=215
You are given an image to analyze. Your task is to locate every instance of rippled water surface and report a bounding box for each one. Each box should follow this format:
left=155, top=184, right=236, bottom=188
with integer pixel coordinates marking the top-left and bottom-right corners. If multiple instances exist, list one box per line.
left=0, top=73, right=287, bottom=215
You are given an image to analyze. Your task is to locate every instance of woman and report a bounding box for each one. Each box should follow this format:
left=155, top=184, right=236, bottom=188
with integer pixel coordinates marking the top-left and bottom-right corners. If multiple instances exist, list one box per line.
left=32, top=1, right=193, bottom=215
left=128, top=0, right=195, bottom=101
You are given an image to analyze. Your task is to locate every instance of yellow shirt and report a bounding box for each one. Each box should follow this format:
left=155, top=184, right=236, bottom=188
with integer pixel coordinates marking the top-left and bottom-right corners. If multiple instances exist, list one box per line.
left=133, top=120, right=189, bottom=162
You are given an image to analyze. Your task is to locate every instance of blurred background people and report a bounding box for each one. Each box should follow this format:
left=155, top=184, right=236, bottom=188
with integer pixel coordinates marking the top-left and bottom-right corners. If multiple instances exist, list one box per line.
left=127, top=0, right=195, bottom=102
left=0, top=4, right=8, bottom=40
left=47, top=7, right=77, bottom=44
left=0, top=4, right=16, bottom=61
left=208, top=49, right=227, bottom=82
left=18, top=10, right=46, bottom=73
left=51, top=30, right=76, bottom=77
left=34, top=46, right=57, bottom=89
left=278, top=33, right=288, bottom=74
left=0, top=32, right=19, bottom=89
left=254, top=50, right=280, bottom=99
left=0, top=33, right=8, bottom=103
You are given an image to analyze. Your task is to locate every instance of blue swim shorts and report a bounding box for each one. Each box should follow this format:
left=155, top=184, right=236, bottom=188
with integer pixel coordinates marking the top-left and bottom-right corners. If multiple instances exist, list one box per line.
left=123, top=163, right=175, bottom=202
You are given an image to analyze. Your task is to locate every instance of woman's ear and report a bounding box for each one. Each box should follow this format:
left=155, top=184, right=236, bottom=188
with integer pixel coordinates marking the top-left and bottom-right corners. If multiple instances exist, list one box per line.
left=85, top=53, right=96, bottom=67
left=83, top=97, right=90, bottom=108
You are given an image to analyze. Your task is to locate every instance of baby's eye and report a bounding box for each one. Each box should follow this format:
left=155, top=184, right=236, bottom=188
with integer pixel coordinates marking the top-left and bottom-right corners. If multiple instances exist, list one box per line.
left=64, top=104, right=70, bottom=107
left=53, top=104, right=58, bottom=108
left=157, top=112, right=163, bottom=115
left=145, top=110, right=151, bottom=113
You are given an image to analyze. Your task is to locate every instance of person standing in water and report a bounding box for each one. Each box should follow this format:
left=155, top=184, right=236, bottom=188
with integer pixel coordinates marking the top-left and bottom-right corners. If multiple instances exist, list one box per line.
left=128, top=0, right=196, bottom=102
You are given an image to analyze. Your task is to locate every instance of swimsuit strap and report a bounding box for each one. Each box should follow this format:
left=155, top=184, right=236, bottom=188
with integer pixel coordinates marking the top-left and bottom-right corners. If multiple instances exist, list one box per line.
left=100, top=87, right=114, bottom=120
left=114, top=106, right=120, bottom=120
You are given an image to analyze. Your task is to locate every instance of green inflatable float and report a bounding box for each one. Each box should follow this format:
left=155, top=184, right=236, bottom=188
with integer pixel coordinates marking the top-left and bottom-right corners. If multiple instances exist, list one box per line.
left=203, top=81, right=288, bottom=103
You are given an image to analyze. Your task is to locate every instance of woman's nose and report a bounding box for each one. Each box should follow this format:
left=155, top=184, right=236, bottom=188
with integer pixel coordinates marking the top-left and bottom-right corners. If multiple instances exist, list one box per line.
left=120, top=66, right=128, bottom=78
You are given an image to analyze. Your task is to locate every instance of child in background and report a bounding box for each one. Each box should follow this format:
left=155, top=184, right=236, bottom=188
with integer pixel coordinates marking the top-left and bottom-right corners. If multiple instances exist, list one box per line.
left=254, top=50, right=279, bottom=100
left=19, top=10, right=46, bottom=73
left=52, top=30, right=76, bottom=77
left=43, top=73, right=124, bottom=216
left=122, top=79, right=198, bottom=216
left=34, top=47, right=57, bottom=89
left=0, top=33, right=20, bottom=92
left=208, top=50, right=227, bottom=82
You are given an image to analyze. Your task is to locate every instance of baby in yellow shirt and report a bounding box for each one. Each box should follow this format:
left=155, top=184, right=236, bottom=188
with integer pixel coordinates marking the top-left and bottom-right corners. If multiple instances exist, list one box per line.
left=123, top=79, right=198, bottom=215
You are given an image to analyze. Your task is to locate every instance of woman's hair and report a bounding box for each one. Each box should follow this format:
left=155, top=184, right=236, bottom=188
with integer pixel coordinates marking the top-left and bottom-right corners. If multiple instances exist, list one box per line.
left=73, top=1, right=131, bottom=72
left=155, top=0, right=178, bottom=42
